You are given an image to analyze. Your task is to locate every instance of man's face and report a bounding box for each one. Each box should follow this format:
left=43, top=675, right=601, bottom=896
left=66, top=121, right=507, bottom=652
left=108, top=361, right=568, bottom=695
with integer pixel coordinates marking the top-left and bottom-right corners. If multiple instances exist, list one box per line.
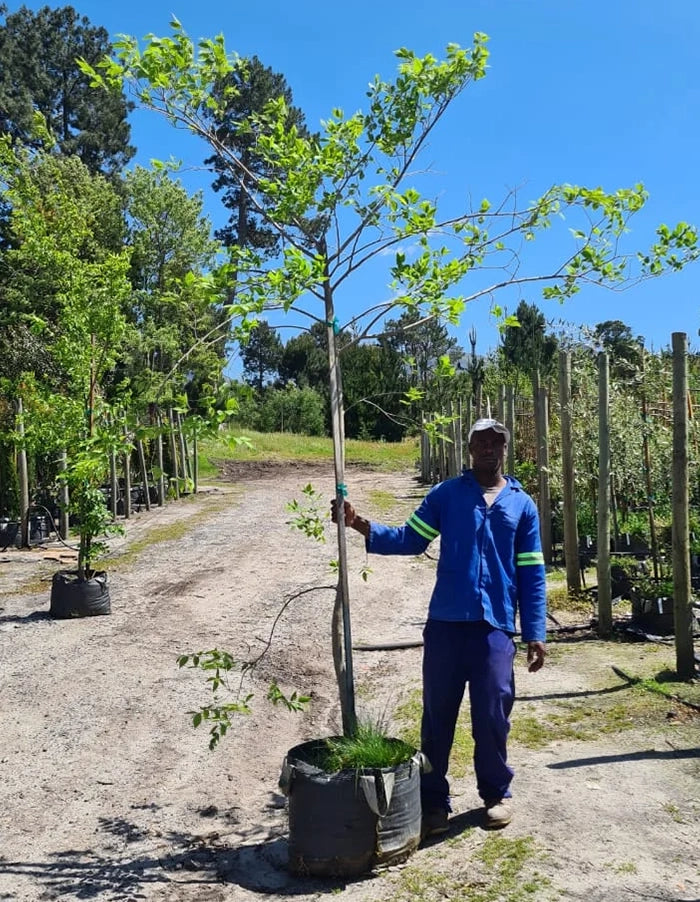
left=469, top=428, right=507, bottom=471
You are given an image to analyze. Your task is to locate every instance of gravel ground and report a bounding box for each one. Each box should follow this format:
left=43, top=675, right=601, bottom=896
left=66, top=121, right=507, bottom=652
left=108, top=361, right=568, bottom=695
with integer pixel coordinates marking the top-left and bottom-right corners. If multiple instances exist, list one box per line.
left=0, top=463, right=698, bottom=902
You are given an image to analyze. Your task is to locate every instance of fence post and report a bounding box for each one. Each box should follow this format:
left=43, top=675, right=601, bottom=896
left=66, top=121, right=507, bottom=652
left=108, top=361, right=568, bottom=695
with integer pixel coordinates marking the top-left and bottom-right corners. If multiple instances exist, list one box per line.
left=122, top=418, right=132, bottom=519
left=16, top=396, right=29, bottom=548
left=506, top=385, right=515, bottom=476
left=156, top=410, right=166, bottom=506
left=597, top=352, right=612, bottom=637
left=671, top=332, right=695, bottom=679
left=109, top=443, right=118, bottom=520
left=535, top=377, right=552, bottom=564
left=136, top=432, right=151, bottom=512
left=640, top=350, right=661, bottom=579
left=58, top=450, right=70, bottom=540
left=168, top=407, right=180, bottom=500
left=559, top=351, right=580, bottom=591
left=455, top=397, right=463, bottom=473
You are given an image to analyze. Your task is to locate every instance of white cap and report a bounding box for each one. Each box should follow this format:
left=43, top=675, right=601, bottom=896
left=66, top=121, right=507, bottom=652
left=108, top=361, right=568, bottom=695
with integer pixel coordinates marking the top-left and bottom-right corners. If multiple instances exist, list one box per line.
left=467, top=418, right=510, bottom=444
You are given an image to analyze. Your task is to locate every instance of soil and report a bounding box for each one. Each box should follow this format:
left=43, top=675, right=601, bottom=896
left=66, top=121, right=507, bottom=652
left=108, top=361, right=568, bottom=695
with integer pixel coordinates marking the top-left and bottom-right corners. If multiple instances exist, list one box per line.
left=0, top=462, right=698, bottom=902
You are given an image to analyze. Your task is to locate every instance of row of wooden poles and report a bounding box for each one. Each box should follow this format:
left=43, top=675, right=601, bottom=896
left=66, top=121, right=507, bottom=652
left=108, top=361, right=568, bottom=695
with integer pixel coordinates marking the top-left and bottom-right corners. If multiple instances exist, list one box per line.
left=420, top=335, right=696, bottom=680
left=13, top=406, right=198, bottom=547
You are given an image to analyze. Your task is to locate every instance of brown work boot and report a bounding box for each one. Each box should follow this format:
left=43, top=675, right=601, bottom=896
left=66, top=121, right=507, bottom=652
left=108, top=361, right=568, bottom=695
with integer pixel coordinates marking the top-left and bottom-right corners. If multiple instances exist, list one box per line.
left=484, top=797, right=513, bottom=829
left=421, top=807, right=449, bottom=838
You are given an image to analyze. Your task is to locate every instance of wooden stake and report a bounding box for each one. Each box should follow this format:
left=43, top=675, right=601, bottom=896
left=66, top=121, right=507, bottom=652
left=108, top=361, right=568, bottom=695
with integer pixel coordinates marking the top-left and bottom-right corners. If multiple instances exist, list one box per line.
left=59, top=450, right=70, bottom=540
left=558, top=351, right=580, bottom=591
left=16, top=396, right=29, bottom=548
left=136, top=434, right=151, bottom=511
left=671, top=332, right=695, bottom=679
left=123, top=418, right=132, bottom=519
left=156, top=410, right=165, bottom=506
left=506, top=385, right=515, bottom=476
left=597, top=352, right=613, bottom=637
left=323, top=273, right=356, bottom=737
left=168, top=407, right=180, bottom=500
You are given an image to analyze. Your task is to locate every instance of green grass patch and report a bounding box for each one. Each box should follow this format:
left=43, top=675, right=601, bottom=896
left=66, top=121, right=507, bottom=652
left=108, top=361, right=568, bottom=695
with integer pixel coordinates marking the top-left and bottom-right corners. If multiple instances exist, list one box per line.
left=394, top=688, right=474, bottom=777
left=385, top=834, right=551, bottom=902
left=300, top=723, right=416, bottom=772
left=101, top=492, right=241, bottom=572
left=367, top=488, right=399, bottom=519
left=512, top=677, right=699, bottom=749
left=200, top=429, right=420, bottom=472
left=395, top=660, right=698, bottom=759
left=546, top=583, right=594, bottom=617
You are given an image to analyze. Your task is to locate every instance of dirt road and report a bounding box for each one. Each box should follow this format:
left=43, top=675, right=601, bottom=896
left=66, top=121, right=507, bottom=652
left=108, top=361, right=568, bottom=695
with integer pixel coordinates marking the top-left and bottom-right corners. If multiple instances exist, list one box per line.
left=0, top=464, right=697, bottom=901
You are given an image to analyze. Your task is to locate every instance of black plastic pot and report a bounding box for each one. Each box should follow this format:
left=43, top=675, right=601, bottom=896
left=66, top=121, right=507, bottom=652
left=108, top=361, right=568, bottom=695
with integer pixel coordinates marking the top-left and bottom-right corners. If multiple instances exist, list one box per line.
left=632, top=596, right=674, bottom=635
left=0, top=519, right=19, bottom=550
left=279, top=737, right=424, bottom=877
left=49, top=570, right=111, bottom=619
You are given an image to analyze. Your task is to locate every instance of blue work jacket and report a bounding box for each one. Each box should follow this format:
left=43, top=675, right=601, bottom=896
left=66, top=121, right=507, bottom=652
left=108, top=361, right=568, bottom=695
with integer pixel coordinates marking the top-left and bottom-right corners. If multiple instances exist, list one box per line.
left=367, top=470, right=547, bottom=641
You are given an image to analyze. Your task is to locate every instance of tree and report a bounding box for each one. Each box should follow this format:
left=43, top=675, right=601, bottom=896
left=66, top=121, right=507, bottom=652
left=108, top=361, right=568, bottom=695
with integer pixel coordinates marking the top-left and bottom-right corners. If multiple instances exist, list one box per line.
left=278, top=323, right=329, bottom=391
left=0, top=3, right=134, bottom=175
left=383, top=310, right=461, bottom=395
left=122, top=166, right=227, bottom=406
left=590, top=319, right=643, bottom=380
left=84, top=22, right=699, bottom=730
left=256, top=384, right=326, bottom=435
left=0, top=133, right=130, bottom=391
left=500, top=301, right=559, bottom=385
left=0, top=134, right=131, bottom=551
left=204, top=55, right=308, bottom=256
left=240, top=320, right=283, bottom=390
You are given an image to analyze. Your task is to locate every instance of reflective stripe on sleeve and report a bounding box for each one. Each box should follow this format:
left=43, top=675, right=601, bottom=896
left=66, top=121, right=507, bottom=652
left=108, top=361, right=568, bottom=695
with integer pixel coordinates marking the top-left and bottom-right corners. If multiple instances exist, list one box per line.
left=517, top=551, right=545, bottom=566
left=406, top=513, right=440, bottom=541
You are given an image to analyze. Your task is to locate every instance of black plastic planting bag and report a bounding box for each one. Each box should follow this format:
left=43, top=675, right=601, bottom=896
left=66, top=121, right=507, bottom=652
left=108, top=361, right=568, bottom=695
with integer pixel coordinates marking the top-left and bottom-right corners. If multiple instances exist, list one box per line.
left=279, top=737, right=425, bottom=877
left=50, top=570, right=111, bottom=618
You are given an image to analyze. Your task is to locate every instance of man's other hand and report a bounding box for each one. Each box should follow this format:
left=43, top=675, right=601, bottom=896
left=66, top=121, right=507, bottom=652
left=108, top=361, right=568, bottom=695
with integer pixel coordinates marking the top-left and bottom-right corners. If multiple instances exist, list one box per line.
left=526, top=641, right=546, bottom=673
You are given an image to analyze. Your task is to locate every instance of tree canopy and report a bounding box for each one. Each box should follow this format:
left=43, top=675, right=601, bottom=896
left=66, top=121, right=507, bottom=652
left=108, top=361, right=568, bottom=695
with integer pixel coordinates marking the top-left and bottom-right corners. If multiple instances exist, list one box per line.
left=0, top=3, right=134, bottom=175
left=204, top=55, right=308, bottom=257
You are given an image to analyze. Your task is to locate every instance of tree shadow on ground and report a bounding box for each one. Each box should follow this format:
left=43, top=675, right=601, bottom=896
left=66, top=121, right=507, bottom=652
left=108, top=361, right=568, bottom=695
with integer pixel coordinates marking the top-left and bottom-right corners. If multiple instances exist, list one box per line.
left=547, top=747, right=700, bottom=769
left=0, top=610, right=53, bottom=625
left=0, top=817, right=391, bottom=899
left=517, top=683, right=631, bottom=703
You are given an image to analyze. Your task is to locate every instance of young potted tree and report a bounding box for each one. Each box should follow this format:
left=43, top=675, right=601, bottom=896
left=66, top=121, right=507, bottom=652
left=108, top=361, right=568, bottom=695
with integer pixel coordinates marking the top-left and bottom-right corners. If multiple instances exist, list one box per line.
left=0, top=129, right=132, bottom=615
left=86, top=21, right=700, bottom=876
left=50, top=429, right=125, bottom=618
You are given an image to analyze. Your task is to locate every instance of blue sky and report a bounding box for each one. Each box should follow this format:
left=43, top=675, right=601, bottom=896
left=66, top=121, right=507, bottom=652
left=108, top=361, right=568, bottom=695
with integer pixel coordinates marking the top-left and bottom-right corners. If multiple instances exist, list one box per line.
left=10, top=0, right=700, bottom=361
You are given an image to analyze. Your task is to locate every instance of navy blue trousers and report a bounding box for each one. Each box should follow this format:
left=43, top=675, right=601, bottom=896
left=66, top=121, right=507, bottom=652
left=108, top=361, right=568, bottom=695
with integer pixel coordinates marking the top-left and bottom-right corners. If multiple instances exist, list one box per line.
left=420, top=619, right=516, bottom=812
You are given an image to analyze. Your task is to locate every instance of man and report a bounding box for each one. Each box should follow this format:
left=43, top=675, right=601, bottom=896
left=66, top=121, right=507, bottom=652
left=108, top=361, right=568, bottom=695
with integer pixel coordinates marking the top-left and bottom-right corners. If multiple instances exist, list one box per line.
left=332, top=418, right=546, bottom=836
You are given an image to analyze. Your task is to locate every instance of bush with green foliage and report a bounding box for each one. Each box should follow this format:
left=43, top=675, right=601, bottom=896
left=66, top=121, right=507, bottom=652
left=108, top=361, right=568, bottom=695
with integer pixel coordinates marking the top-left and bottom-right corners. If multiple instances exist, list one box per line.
left=257, top=385, right=326, bottom=436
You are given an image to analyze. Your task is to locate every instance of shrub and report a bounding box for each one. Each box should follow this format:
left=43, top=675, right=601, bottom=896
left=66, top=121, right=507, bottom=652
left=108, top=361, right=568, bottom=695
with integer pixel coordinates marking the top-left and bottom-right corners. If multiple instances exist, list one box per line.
left=258, top=386, right=326, bottom=436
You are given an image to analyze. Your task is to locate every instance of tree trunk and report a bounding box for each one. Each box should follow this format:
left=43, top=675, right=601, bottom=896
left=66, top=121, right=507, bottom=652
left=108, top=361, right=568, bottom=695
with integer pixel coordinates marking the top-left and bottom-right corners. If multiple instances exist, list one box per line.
left=597, top=353, right=613, bottom=637
left=671, top=332, right=694, bottom=679
left=323, top=268, right=356, bottom=737
left=558, top=351, right=580, bottom=591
